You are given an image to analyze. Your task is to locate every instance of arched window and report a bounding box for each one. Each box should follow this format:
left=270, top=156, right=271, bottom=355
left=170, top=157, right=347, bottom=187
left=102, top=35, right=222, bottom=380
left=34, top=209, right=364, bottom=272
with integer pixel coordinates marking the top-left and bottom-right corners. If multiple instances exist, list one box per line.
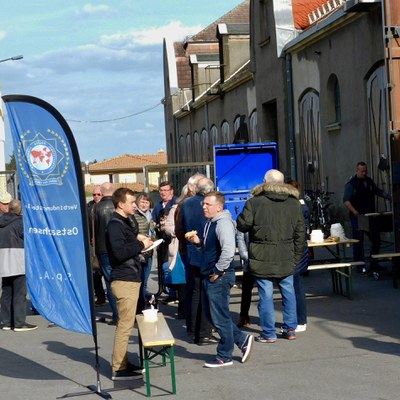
left=201, top=128, right=209, bottom=161
left=179, top=135, right=186, bottom=163
left=210, top=125, right=218, bottom=155
left=221, top=121, right=230, bottom=144
left=298, top=90, right=322, bottom=192
left=327, top=74, right=341, bottom=127
left=193, top=131, right=200, bottom=161
left=249, top=110, right=258, bottom=142
left=186, top=133, right=192, bottom=162
left=233, top=115, right=241, bottom=137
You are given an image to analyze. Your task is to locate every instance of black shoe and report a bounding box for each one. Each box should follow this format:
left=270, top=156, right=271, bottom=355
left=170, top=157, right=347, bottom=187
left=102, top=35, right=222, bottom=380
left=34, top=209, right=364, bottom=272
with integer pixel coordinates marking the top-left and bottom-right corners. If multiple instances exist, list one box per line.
left=14, top=323, right=38, bottom=332
left=111, top=369, right=143, bottom=381
left=95, top=316, right=106, bottom=323
left=237, top=316, right=251, bottom=328
left=372, top=264, right=386, bottom=272
left=127, top=362, right=145, bottom=373
left=107, top=319, right=118, bottom=326
left=197, top=335, right=219, bottom=346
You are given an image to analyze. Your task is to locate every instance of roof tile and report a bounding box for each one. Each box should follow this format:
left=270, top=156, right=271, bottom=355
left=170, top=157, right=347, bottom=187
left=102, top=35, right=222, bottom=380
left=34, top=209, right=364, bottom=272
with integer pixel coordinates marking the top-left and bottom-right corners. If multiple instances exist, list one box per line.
left=89, top=151, right=167, bottom=172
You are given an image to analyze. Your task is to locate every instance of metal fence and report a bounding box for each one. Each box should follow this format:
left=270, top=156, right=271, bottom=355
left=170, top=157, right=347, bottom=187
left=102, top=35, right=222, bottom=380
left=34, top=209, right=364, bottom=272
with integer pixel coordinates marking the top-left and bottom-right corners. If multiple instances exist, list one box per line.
left=144, top=161, right=214, bottom=200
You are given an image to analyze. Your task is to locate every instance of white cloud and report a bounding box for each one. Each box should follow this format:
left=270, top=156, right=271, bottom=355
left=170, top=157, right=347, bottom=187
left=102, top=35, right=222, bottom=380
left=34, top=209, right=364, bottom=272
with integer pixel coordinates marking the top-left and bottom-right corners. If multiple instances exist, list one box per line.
left=0, top=31, right=6, bottom=41
left=76, top=3, right=113, bottom=17
left=100, top=20, right=204, bottom=48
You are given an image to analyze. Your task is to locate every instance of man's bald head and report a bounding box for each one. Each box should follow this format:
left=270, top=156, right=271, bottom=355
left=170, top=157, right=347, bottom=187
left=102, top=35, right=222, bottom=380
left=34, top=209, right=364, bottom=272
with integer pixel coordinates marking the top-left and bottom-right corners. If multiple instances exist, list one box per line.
left=264, top=169, right=284, bottom=184
left=100, top=182, right=114, bottom=196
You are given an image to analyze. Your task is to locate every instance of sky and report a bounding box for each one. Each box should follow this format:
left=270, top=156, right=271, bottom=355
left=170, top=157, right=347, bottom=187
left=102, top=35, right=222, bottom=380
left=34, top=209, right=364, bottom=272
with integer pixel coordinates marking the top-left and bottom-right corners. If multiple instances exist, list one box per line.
left=0, top=0, right=243, bottom=163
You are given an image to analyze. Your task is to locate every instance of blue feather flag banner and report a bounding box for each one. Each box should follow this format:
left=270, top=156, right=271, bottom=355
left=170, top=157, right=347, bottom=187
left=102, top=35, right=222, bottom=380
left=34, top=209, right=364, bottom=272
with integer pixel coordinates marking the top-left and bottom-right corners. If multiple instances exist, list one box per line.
left=2, top=95, right=94, bottom=335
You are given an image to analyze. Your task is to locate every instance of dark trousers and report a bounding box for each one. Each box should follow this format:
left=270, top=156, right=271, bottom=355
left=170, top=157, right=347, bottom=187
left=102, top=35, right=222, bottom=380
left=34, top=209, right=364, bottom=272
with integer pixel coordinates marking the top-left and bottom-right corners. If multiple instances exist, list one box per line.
left=1, top=274, right=27, bottom=328
left=351, top=215, right=381, bottom=270
left=98, top=253, right=119, bottom=321
left=293, top=274, right=307, bottom=325
left=239, top=271, right=256, bottom=318
left=183, top=255, right=194, bottom=332
left=190, top=265, right=213, bottom=341
left=93, top=269, right=106, bottom=302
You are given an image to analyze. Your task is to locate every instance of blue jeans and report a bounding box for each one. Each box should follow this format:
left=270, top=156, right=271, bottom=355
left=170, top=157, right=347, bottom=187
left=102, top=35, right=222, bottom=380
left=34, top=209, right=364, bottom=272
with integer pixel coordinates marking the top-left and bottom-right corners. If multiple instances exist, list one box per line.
left=162, top=261, right=177, bottom=298
left=98, top=254, right=119, bottom=321
left=203, top=270, right=247, bottom=362
left=256, top=275, right=297, bottom=339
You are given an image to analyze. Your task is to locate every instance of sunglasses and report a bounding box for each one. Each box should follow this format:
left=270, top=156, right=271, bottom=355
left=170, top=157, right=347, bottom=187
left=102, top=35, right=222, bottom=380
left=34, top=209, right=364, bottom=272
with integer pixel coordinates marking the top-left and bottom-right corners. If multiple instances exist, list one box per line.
left=93, top=193, right=102, bottom=197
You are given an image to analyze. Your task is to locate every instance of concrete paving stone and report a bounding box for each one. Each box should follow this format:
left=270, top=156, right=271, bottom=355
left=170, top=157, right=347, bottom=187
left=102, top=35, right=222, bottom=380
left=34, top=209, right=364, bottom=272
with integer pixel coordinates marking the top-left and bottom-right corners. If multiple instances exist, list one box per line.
left=0, top=267, right=399, bottom=400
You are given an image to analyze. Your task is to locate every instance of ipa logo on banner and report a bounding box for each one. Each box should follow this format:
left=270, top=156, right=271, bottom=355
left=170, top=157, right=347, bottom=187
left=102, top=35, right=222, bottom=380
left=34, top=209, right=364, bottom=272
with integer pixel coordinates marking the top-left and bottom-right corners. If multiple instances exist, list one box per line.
left=3, top=95, right=93, bottom=335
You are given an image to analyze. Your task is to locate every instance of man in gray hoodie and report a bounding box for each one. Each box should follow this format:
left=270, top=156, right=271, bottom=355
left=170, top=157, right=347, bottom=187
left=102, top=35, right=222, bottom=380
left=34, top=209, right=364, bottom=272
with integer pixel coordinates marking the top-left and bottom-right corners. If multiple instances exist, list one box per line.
left=187, top=191, right=254, bottom=367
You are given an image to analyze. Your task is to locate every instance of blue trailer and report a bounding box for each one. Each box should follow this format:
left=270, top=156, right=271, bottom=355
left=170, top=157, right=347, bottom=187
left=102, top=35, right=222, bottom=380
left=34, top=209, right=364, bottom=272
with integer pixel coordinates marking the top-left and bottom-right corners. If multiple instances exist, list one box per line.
left=214, top=142, right=278, bottom=219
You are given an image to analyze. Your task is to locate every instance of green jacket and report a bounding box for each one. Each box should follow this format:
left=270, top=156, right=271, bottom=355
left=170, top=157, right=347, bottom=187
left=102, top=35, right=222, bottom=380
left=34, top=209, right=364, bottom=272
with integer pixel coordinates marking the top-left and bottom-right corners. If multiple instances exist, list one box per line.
left=237, top=182, right=305, bottom=278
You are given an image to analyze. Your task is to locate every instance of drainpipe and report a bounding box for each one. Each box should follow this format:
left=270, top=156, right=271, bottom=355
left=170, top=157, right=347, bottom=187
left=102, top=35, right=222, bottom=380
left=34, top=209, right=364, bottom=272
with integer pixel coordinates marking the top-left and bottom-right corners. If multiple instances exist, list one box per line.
left=204, top=102, right=210, bottom=161
left=286, top=53, right=297, bottom=179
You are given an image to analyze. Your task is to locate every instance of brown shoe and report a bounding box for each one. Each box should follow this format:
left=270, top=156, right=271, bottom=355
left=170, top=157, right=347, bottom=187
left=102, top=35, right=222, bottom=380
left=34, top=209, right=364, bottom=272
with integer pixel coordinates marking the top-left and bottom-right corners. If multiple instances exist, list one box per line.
left=237, top=316, right=250, bottom=328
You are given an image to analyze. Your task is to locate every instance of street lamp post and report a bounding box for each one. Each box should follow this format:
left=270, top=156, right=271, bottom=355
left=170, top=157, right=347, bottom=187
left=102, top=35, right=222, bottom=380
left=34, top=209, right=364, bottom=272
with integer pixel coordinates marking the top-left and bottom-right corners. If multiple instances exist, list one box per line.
left=0, top=55, right=24, bottom=173
left=0, top=55, right=23, bottom=63
left=0, top=55, right=23, bottom=195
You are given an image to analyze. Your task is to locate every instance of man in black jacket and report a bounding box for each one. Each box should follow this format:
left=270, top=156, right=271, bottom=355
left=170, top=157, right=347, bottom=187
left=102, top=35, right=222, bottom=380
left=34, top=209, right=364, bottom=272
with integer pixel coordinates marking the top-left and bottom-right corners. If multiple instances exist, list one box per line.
left=106, top=188, right=152, bottom=380
left=87, top=185, right=106, bottom=306
left=94, top=182, right=118, bottom=323
left=343, top=161, right=391, bottom=272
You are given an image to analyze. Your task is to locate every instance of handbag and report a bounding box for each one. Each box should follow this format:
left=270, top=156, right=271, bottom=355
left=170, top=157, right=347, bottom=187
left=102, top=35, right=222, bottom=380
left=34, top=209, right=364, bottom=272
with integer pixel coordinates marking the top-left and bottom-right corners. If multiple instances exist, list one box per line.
left=164, top=251, right=186, bottom=285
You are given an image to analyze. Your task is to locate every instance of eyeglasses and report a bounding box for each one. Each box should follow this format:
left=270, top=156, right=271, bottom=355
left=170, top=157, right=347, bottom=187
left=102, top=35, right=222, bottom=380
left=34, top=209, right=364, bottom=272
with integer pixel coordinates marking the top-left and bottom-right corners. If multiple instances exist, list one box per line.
left=93, top=193, right=102, bottom=197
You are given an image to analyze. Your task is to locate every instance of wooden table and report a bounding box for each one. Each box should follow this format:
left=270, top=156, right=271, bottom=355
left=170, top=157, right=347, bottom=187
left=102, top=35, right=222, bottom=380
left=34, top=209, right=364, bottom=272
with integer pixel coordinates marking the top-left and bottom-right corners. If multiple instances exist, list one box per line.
left=136, top=313, right=176, bottom=397
left=308, top=239, right=363, bottom=299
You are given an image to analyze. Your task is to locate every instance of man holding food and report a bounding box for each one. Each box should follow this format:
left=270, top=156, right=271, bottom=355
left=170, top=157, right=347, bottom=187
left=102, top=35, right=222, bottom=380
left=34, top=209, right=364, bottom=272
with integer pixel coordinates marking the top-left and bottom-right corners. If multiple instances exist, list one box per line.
left=180, top=177, right=216, bottom=345
left=186, top=191, right=254, bottom=367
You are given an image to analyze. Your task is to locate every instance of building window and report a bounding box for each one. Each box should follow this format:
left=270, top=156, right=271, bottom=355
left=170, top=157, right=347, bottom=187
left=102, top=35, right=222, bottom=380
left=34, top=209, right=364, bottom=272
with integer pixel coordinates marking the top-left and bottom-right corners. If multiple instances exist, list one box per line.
left=258, top=0, right=270, bottom=46
left=193, top=131, right=200, bottom=161
left=186, top=133, right=192, bottom=162
left=249, top=110, right=258, bottom=142
left=233, top=115, right=241, bottom=137
left=298, top=90, right=322, bottom=192
left=221, top=121, right=230, bottom=144
left=201, top=129, right=210, bottom=161
left=179, top=135, right=186, bottom=162
left=326, top=74, right=341, bottom=131
left=210, top=125, right=218, bottom=155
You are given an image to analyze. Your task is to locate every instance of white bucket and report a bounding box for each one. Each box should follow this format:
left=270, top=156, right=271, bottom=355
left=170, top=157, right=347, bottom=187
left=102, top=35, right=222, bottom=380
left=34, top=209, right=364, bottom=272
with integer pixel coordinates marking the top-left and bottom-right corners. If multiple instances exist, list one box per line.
left=310, top=229, right=324, bottom=243
left=142, top=308, right=158, bottom=322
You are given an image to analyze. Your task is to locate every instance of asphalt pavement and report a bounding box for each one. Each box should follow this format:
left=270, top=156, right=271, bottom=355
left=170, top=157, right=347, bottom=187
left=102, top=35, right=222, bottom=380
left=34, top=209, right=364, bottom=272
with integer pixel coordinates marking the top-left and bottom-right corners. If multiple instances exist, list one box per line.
left=1, top=262, right=399, bottom=400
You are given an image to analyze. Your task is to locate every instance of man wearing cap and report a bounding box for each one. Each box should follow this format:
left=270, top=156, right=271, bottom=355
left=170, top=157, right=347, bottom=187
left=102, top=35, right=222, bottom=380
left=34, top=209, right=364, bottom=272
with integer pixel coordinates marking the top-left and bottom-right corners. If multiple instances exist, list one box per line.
left=0, top=192, right=12, bottom=216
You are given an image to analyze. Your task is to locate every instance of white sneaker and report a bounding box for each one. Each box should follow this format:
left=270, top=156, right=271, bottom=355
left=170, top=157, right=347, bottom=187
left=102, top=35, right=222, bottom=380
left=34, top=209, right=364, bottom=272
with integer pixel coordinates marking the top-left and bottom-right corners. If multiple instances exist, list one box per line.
left=295, top=324, right=307, bottom=333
